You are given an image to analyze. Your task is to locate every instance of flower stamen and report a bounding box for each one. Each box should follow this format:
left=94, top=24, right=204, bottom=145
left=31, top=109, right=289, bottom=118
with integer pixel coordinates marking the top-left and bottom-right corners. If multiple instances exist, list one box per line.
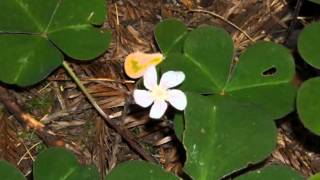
left=151, top=85, right=168, bottom=101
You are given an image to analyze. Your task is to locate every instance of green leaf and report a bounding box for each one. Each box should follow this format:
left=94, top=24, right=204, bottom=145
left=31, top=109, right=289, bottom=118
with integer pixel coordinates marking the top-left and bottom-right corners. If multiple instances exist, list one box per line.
left=159, top=26, right=234, bottom=93
left=173, top=113, right=184, bottom=141
left=161, top=27, right=295, bottom=119
left=48, top=27, right=111, bottom=60
left=155, top=19, right=188, bottom=55
left=156, top=19, right=295, bottom=179
left=46, top=0, right=110, bottom=60
left=0, top=0, right=111, bottom=86
left=236, top=165, right=304, bottom=180
left=297, top=77, right=320, bottom=135
left=0, top=35, right=62, bottom=86
left=298, top=22, right=320, bottom=69
left=183, top=93, right=277, bottom=180
left=106, top=160, right=179, bottom=180
left=184, top=26, right=234, bottom=92
left=66, top=165, right=100, bottom=180
left=160, top=53, right=215, bottom=93
left=225, top=42, right=294, bottom=90
left=309, top=172, right=320, bottom=180
left=34, top=147, right=99, bottom=180
left=0, top=160, right=25, bottom=180
left=226, top=42, right=295, bottom=119
left=307, top=0, right=320, bottom=5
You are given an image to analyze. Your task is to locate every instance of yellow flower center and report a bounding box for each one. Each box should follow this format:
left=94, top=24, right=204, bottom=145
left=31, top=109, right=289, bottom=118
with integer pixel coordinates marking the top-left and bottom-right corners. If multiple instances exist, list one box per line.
left=151, top=85, right=168, bottom=101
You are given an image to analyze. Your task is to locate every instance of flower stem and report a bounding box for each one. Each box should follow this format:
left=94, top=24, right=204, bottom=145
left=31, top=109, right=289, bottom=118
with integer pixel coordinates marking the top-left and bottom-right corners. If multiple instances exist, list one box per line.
left=62, top=61, right=157, bottom=163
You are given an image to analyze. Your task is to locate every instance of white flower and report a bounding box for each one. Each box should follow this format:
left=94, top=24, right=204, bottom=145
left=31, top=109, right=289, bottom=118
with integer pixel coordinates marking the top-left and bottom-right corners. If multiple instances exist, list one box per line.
left=133, top=66, right=187, bottom=119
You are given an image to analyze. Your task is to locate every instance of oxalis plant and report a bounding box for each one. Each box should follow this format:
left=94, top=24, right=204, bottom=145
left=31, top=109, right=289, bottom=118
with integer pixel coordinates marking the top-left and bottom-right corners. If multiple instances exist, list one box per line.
left=0, top=148, right=178, bottom=180
left=0, top=15, right=302, bottom=179
left=0, top=1, right=319, bottom=180
left=297, top=14, right=320, bottom=180
left=152, top=19, right=303, bottom=180
left=0, top=0, right=111, bottom=86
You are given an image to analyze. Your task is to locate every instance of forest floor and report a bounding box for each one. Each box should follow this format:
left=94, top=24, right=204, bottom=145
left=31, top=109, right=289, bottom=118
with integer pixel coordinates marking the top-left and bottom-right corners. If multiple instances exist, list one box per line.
left=1, top=0, right=320, bottom=179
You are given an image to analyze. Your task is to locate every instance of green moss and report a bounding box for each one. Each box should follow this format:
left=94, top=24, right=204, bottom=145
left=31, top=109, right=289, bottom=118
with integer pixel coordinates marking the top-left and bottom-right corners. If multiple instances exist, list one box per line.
left=18, top=130, right=46, bottom=152
left=25, top=89, right=55, bottom=116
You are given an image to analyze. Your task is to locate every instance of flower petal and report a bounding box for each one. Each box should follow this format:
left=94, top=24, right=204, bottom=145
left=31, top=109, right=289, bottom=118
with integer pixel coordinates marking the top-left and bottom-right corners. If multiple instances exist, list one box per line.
left=124, top=52, right=163, bottom=79
left=159, top=71, right=185, bottom=89
left=167, top=89, right=187, bottom=110
left=149, top=100, right=168, bottom=119
left=143, top=66, right=158, bottom=90
left=133, top=90, right=153, bottom=108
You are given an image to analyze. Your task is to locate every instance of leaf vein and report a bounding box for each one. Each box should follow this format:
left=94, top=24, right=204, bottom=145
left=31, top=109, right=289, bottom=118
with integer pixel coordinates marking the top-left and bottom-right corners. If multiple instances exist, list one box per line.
left=44, top=0, right=62, bottom=32
left=14, top=0, right=43, bottom=31
left=184, top=53, right=221, bottom=90
left=165, top=31, right=188, bottom=55
left=226, top=81, right=290, bottom=92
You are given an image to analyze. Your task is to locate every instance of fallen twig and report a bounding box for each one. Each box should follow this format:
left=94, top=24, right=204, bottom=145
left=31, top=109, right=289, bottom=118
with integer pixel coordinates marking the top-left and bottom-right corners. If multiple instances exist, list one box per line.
left=62, top=61, right=157, bottom=163
left=0, top=85, right=65, bottom=147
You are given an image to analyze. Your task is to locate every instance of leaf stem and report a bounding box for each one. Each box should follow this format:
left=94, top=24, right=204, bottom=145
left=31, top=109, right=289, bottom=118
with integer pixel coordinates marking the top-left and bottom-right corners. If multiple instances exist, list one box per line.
left=62, top=61, right=157, bottom=163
